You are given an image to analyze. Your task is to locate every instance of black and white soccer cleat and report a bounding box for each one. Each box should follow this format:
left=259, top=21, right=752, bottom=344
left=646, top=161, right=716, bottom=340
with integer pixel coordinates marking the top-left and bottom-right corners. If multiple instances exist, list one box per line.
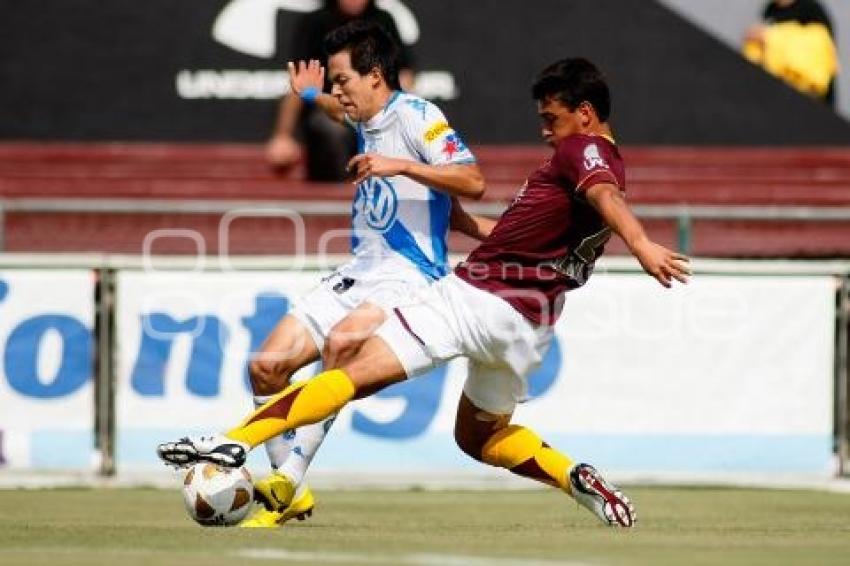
left=156, top=434, right=249, bottom=469
left=569, top=462, right=636, bottom=527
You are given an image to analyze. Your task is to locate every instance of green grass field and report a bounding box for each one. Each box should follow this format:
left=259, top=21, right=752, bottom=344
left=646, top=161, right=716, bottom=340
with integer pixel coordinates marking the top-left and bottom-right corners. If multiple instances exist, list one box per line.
left=1, top=486, right=850, bottom=566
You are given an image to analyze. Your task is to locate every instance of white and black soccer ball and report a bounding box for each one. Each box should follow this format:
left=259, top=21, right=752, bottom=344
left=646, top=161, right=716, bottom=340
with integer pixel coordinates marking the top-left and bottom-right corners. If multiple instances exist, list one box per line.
left=182, top=463, right=254, bottom=526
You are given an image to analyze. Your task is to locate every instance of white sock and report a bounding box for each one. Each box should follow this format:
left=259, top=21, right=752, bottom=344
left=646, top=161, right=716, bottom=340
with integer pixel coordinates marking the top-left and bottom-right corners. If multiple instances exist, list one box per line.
left=277, top=414, right=337, bottom=486
left=254, top=394, right=294, bottom=470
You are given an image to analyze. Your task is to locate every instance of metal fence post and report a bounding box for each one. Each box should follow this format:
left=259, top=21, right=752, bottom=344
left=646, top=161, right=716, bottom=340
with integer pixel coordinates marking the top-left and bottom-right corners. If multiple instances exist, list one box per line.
left=94, top=266, right=117, bottom=476
left=676, top=209, right=692, bottom=255
left=837, top=276, right=850, bottom=477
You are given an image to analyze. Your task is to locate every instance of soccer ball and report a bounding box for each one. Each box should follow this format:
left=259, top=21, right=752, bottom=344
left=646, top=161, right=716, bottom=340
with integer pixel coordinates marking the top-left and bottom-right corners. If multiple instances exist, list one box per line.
left=182, top=463, right=254, bottom=526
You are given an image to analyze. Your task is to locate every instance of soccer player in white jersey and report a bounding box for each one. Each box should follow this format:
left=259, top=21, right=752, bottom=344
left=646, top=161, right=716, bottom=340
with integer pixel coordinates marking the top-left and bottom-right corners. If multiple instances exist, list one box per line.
left=238, top=20, right=488, bottom=527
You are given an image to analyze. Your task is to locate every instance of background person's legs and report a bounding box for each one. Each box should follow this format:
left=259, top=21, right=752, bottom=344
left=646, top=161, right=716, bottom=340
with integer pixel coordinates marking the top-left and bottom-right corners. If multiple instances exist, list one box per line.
left=302, top=107, right=356, bottom=182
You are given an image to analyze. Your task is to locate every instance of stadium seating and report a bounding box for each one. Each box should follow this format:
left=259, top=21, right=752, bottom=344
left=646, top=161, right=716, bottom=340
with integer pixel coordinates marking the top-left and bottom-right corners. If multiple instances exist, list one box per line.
left=1, top=142, right=849, bottom=256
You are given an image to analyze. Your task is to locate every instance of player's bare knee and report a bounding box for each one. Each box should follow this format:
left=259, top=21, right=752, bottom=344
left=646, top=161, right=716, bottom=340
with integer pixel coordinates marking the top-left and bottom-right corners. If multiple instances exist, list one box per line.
left=324, top=331, right=363, bottom=367
left=248, top=358, right=291, bottom=395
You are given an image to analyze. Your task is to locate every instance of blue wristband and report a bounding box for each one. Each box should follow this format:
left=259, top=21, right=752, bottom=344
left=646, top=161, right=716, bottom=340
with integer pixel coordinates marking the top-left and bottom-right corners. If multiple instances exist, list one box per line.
left=300, top=86, right=319, bottom=104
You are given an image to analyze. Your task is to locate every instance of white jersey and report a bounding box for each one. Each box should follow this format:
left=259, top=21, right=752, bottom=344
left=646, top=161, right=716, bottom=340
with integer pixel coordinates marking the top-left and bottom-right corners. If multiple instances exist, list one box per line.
left=341, top=92, right=476, bottom=283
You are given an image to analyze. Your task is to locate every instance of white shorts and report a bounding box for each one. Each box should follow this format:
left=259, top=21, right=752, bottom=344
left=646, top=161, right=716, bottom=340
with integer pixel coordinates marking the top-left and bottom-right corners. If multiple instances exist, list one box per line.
left=375, top=274, right=554, bottom=415
left=291, top=270, right=429, bottom=350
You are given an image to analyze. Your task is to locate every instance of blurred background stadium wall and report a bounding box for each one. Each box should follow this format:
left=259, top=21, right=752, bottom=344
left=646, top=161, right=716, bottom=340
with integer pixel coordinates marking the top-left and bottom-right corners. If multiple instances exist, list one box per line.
left=2, top=0, right=850, bottom=143
left=0, top=0, right=849, bottom=484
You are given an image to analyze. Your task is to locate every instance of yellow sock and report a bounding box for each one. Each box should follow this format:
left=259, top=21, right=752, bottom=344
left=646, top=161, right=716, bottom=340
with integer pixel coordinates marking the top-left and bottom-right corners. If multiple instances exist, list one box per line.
left=225, top=369, right=356, bottom=448
left=481, top=425, right=574, bottom=491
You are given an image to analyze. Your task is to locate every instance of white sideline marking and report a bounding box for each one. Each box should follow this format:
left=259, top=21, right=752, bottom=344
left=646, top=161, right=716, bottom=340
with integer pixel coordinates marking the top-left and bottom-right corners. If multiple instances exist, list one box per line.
left=237, top=548, right=594, bottom=565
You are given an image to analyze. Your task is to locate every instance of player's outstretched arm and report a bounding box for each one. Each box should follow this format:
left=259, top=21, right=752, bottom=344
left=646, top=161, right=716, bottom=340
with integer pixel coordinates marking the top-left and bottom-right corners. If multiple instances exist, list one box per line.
left=449, top=197, right=497, bottom=240
left=586, top=183, right=691, bottom=288
left=288, top=59, right=346, bottom=123
left=266, top=95, right=302, bottom=168
left=347, top=155, right=485, bottom=199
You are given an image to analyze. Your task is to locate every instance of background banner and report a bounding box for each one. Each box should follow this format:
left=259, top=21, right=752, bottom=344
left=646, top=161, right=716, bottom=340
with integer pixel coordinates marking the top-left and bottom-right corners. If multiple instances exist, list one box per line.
left=0, top=270, right=95, bottom=469
left=114, top=270, right=836, bottom=476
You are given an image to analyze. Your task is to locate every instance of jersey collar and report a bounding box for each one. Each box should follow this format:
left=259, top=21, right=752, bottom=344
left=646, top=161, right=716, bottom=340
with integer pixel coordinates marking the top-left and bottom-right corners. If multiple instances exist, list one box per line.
left=363, top=90, right=402, bottom=130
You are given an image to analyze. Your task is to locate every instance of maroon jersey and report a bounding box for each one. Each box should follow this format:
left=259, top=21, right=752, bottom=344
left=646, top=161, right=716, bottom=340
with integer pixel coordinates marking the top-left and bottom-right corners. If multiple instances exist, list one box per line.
left=455, top=134, right=624, bottom=325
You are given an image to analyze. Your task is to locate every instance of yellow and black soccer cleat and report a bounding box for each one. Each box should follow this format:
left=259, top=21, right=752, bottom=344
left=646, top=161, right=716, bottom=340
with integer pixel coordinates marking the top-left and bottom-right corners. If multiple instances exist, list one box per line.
left=240, top=474, right=315, bottom=529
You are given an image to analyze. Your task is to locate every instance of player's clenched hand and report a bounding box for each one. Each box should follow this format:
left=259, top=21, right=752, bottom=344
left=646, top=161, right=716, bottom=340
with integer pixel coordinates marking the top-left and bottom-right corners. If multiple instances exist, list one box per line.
left=287, top=59, right=324, bottom=97
left=633, top=239, right=691, bottom=288
left=265, top=135, right=301, bottom=168
left=347, top=153, right=408, bottom=184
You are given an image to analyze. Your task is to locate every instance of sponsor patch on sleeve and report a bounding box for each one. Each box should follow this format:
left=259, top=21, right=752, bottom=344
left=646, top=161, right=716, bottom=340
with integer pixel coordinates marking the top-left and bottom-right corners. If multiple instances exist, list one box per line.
left=424, top=121, right=451, bottom=143
left=441, top=133, right=469, bottom=160
left=582, top=143, right=609, bottom=171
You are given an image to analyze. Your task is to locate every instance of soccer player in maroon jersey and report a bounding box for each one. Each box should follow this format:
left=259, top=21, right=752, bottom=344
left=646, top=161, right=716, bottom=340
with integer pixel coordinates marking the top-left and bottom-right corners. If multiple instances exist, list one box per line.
left=159, top=58, right=690, bottom=527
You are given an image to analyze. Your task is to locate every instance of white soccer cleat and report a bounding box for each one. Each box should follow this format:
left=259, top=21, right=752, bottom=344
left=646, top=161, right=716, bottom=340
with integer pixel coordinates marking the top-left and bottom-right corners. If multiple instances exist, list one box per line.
left=157, top=434, right=249, bottom=469
left=568, top=463, right=636, bottom=527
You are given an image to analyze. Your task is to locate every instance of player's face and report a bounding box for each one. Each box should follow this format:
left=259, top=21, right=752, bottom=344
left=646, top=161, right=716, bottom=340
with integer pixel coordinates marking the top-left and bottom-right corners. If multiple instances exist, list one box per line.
left=537, top=96, right=584, bottom=147
left=328, top=50, right=380, bottom=122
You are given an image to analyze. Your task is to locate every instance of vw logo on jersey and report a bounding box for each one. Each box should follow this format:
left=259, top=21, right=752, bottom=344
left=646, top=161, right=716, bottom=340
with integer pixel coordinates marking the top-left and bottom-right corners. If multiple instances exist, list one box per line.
left=357, top=177, right=399, bottom=232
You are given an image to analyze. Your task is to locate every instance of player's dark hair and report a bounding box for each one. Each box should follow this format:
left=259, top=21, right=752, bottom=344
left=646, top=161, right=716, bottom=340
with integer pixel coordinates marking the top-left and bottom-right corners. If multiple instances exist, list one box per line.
left=324, top=20, right=401, bottom=90
left=531, top=58, right=611, bottom=122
